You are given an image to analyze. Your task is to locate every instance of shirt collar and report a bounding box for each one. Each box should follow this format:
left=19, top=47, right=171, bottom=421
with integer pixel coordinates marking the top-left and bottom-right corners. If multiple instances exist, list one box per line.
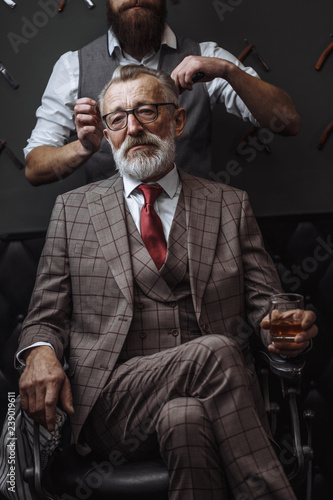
left=123, top=164, right=180, bottom=199
left=107, top=24, right=177, bottom=58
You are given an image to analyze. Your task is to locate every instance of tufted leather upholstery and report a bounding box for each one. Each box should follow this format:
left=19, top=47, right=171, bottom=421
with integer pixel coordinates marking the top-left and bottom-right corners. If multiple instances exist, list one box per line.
left=1, top=215, right=333, bottom=498
left=0, top=233, right=46, bottom=425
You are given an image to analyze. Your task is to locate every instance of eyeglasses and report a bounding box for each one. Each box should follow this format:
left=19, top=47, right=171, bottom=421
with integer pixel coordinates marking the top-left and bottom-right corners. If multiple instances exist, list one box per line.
left=102, top=102, right=177, bottom=131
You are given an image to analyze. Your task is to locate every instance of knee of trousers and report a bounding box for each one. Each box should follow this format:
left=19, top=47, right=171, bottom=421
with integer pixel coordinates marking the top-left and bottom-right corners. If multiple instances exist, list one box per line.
left=156, top=397, right=207, bottom=444
left=194, top=334, right=240, bottom=352
left=184, top=334, right=244, bottom=371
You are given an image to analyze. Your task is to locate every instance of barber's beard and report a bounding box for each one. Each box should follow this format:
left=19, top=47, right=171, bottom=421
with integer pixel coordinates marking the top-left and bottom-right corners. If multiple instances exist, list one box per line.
left=106, top=0, right=166, bottom=56
left=111, top=129, right=176, bottom=181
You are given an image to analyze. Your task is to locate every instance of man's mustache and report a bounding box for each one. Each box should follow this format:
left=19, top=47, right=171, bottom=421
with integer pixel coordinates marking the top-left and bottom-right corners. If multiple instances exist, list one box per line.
left=119, top=1, right=155, bottom=14
left=122, top=134, right=161, bottom=155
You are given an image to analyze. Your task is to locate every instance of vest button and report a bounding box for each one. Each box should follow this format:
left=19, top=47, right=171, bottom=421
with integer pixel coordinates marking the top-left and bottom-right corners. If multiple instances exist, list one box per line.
left=137, top=302, right=144, bottom=309
left=169, top=301, right=177, bottom=308
left=203, top=324, right=210, bottom=333
left=139, top=331, right=147, bottom=339
left=171, top=329, right=179, bottom=337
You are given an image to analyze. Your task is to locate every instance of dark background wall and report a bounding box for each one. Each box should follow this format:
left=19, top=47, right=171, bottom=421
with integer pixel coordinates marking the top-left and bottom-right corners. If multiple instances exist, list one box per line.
left=0, top=0, right=332, bottom=234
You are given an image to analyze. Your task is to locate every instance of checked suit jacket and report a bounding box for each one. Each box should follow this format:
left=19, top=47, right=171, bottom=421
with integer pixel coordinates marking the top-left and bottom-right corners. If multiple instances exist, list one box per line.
left=17, top=168, right=283, bottom=443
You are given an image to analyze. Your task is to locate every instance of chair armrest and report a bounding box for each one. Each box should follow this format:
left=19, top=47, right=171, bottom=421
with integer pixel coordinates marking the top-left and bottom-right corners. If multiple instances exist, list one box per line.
left=23, top=422, right=54, bottom=500
left=256, top=349, right=306, bottom=381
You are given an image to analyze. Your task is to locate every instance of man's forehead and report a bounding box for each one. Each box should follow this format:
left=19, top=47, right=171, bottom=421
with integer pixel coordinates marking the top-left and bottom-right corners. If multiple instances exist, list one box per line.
left=104, top=75, right=164, bottom=110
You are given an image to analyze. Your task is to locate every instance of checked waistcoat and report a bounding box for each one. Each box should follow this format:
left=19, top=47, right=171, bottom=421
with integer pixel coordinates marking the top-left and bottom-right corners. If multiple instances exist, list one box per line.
left=117, top=191, right=202, bottom=363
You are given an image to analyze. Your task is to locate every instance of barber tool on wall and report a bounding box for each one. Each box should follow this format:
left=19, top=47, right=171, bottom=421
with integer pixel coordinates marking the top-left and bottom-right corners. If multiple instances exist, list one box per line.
left=2, top=0, right=16, bottom=8
left=82, top=0, right=94, bottom=8
left=58, top=0, right=94, bottom=12
left=0, top=61, right=19, bottom=89
left=315, top=34, right=333, bottom=70
left=0, top=140, right=24, bottom=170
left=58, top=0, right=66, bottom=12
left=239, top=39, right=270, bottom=72
left=317, top=121, right=333, bottom=150
left=238, top=43, right=254, bottom=63
left=236, top=126, right=272, bottom=155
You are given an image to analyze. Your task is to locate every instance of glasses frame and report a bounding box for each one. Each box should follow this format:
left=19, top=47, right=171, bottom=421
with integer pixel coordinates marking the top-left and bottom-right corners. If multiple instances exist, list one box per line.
left=102, top=102, right=177, bottom=131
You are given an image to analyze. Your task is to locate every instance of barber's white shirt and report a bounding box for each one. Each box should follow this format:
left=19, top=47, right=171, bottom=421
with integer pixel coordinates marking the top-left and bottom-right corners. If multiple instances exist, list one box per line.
left=24, top=25, right=259, bottom=157
left=17, top=166, right=181, bottom=362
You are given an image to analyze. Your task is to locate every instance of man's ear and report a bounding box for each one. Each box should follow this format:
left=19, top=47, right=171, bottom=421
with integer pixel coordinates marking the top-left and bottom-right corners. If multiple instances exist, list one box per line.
left=103, top=129, right=112, bottom=144
left=173, top=107, right=187, bottom=139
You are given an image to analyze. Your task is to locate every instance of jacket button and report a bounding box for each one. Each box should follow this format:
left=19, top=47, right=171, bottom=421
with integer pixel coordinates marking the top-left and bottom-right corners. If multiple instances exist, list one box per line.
left=139, top=331, right=147, bottom=339
left=203, top=324, right=210, bottom=333
left=171, top=329, right=179, bottom=337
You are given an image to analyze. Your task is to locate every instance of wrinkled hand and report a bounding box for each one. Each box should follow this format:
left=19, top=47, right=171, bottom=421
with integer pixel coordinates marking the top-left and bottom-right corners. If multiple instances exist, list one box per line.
left=171, top=55, right=229, bottom=94
left=19, top=346, right=74, bottom=432
left=260, top=309, right=318, bottom=358
left=74, top=97, right=104, bottom=155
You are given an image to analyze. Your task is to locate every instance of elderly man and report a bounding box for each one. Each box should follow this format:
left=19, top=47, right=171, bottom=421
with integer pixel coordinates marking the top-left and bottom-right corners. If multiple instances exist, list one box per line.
left=18, top=66, right=315, bottom=500
left=24, top=0, right=300, bottom=186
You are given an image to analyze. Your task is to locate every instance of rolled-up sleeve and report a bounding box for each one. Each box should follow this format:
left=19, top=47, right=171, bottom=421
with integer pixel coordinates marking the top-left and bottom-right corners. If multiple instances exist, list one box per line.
left=24, top=51, right=79, bottom=157
left=200, top=41, right=260, bottom=126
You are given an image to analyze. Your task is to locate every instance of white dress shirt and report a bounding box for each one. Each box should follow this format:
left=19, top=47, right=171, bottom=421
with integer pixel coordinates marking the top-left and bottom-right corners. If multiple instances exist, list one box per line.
left=123, top=164, right=181, bottom=241
left=24, top=25, right=259, bottom=157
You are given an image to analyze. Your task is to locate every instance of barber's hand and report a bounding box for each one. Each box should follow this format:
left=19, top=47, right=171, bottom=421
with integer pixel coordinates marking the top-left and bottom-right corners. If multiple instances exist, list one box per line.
left=74, top=97, right=104, bottom=155
left=171, top=55, right=230, bottom=94
left=19, top=346, right=74, bottom=432
left=260, top=309, right=318, bottom=358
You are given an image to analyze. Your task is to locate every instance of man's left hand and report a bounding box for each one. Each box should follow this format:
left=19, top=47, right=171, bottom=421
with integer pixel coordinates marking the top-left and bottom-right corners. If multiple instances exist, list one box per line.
left=260, top=309, right=318, bottom=358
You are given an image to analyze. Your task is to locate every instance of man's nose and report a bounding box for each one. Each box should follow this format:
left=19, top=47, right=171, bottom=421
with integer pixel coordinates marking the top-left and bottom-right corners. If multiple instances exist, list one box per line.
left=127, top=113, right=144, bottom=135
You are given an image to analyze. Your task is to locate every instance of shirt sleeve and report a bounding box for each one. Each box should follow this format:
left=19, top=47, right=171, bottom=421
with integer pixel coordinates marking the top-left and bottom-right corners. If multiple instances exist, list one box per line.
left=16, top=343, right=55, bottom=366
left=200, top=41, right=260, bottom=126
left=23, top=51, right=80, bottom=158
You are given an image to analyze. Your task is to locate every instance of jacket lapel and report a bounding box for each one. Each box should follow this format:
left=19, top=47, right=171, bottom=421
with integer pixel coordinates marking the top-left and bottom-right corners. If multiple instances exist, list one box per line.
left=179, top=169, right=223, bottom=317
left=85, top=170, right=223, bottom=317
left=86, top=175, right=134, bottom=306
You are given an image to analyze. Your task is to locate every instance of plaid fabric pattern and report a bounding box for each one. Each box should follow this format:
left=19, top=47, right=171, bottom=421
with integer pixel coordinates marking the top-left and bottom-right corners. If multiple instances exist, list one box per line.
left=17, top=169, right=283, bottom=453
left=84, top=336, right=296, bottom=500
left=118, top=192, right=201, bottom=362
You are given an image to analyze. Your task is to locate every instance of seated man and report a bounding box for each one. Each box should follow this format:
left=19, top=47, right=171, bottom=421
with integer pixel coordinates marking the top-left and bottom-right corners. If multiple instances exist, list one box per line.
left=17, top=65, right=316, bottom=500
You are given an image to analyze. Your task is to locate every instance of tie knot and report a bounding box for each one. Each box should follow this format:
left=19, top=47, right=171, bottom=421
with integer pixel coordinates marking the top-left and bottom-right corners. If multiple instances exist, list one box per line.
left=138, top=184, right=163, bottom=206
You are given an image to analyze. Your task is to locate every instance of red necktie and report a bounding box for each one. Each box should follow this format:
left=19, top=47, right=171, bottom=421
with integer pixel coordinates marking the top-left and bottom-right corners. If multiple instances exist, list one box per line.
left=138, top=184, right=167, bottom=270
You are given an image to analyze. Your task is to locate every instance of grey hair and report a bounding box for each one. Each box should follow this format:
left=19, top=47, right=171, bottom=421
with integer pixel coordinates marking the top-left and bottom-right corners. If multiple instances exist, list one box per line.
left=99, top=64, right=179, bottom=121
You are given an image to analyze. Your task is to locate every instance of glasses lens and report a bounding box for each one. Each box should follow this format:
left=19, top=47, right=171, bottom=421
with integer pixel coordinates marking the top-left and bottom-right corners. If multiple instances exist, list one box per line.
left=135, top=104, right=157, bottom=124
left=106, top=104, right=159, bottom=130
left=107, top=111, right=127, bottom=131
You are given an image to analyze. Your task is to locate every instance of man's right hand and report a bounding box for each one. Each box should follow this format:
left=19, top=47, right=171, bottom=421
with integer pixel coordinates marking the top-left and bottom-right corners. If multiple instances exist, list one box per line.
left=74, top=97, right=104, bottom=155
left=19, top=346, right=74, bottom=432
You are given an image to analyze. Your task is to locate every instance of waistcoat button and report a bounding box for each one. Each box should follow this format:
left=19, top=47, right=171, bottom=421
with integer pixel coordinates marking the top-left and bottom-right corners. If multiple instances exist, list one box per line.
left=137, top=302, right=144, bottom=309
left=171, top=329, right=179, bottom=337
left=139, top=331, right=147, bottom=339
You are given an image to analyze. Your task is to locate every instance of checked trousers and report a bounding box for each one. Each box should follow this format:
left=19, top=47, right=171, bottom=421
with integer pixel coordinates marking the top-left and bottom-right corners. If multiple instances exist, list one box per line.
left=83, top=335, right=296, bottom=500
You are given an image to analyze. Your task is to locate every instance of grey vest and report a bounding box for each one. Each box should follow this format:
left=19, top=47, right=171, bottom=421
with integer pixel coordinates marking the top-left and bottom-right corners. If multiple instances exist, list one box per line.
left=78, top=34, right=212, bottom=183
left=117, top=192, right=202, bottom=364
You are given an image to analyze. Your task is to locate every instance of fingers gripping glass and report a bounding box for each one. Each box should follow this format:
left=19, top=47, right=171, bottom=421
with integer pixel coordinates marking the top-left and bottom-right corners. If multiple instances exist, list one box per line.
left=103, top=103, right=177, bottom=131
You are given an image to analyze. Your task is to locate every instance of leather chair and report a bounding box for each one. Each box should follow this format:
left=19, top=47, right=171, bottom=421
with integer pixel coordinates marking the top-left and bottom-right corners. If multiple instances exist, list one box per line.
left=23, top=345, right=314, bottom=500
left=1, top=214, right=333, bottom=499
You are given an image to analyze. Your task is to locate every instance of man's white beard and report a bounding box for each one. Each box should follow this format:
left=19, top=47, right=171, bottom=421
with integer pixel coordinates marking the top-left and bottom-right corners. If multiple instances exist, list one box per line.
left=111, top=129, right=176, bottom=181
